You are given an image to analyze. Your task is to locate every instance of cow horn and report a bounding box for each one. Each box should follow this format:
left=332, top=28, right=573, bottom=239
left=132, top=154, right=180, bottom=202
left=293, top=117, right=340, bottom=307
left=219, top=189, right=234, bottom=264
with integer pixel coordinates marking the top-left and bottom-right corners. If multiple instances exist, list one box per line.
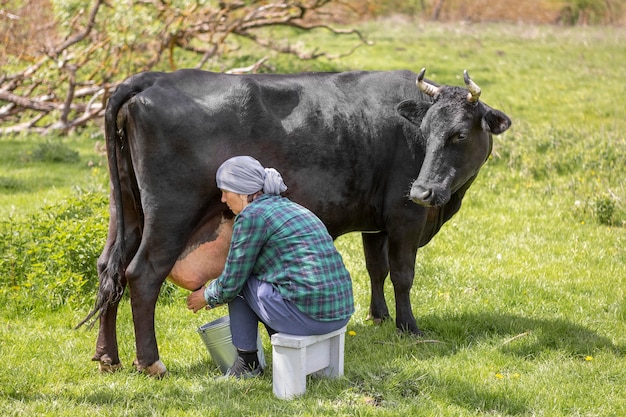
left=416, top=68, right=441, bottom=97
left=463, top=69, right=481, bottom=102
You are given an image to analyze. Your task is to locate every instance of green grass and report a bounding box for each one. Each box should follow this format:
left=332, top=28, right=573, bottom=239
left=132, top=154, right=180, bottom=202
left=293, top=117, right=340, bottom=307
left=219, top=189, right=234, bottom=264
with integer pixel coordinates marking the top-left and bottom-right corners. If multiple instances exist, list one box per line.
left=1, top=21, right=626, bottom=416
left=0, top=133, right=108, bottom=218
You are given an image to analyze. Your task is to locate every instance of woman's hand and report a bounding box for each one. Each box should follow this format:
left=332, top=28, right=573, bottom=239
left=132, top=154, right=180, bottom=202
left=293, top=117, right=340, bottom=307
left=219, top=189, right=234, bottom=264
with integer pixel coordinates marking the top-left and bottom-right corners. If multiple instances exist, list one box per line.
left=187, top=286, right=209, bottom=313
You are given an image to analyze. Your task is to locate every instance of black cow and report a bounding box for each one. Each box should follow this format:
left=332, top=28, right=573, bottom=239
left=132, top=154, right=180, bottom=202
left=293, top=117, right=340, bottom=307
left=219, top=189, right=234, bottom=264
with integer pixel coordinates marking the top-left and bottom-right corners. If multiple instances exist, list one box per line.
left=82, top=68, right=511, bottom=376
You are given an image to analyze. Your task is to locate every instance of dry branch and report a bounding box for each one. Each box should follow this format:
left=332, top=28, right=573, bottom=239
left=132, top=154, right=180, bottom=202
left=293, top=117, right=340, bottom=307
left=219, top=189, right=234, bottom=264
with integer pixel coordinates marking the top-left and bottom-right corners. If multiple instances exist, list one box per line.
left=499, top=331, right=531, bottom=347
left=1, top=0, right=369, bottom=135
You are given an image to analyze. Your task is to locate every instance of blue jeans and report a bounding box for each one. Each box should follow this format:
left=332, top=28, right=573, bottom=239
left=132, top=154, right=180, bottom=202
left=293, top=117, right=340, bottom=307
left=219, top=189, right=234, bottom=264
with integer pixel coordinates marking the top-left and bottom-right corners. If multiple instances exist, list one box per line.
left=228, top=277, right=350, bottom=351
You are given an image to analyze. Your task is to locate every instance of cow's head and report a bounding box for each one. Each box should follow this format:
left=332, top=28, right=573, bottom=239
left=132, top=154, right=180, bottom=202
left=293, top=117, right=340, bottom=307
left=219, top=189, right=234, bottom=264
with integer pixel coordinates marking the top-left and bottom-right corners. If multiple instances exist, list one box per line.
left=397, top=68, right=511, bottom=207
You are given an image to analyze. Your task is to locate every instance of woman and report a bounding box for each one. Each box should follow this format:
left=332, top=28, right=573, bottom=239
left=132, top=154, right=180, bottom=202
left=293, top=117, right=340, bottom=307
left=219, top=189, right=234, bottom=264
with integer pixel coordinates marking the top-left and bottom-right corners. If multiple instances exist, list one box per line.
left=187, top=156, right=354, bottom=378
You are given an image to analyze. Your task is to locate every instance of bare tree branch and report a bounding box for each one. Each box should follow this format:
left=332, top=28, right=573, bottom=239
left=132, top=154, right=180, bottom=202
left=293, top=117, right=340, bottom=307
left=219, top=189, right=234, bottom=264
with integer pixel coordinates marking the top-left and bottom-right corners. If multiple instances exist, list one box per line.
left=0, top=90, right=56, bottom=112
left=226, top=56, right=270, bottom=74
left=1, top=0, right=369, bottom=134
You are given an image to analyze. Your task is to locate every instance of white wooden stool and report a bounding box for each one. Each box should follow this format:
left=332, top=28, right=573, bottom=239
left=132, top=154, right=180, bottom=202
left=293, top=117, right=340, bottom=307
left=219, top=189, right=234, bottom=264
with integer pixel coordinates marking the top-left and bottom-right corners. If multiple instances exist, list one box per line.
left=270, top=326, right=347, bottom=399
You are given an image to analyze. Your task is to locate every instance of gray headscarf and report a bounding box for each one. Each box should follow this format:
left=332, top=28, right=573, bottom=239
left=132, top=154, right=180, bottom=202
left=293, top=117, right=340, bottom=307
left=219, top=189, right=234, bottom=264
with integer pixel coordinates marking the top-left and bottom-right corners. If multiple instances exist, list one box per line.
left=216, top=156, right=287, bottom=195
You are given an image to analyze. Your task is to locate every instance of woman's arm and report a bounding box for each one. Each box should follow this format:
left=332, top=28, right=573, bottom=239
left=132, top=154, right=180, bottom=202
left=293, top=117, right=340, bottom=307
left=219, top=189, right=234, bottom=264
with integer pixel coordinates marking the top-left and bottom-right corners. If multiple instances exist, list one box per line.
left=203, top=210, right=267, bottom=307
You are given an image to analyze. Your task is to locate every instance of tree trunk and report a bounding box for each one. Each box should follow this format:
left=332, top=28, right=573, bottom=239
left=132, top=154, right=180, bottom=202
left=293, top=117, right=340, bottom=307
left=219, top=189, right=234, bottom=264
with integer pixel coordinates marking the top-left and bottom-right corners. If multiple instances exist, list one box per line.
left=431, top=0, right=445, bottom=21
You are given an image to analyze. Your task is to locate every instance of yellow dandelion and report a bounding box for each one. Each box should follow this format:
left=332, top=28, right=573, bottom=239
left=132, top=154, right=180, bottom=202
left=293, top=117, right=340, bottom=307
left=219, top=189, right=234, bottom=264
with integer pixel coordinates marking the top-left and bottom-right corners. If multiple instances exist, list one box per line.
left=585, top=356, right=593, bottom=361
left=495, top=373, right=504, bottom=379
left=348, top=330, right=357, bottom=336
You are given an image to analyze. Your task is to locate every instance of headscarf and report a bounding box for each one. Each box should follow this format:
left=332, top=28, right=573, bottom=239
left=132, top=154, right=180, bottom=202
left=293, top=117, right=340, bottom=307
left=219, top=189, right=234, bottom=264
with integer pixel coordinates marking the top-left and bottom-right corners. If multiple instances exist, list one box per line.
left=216, top=156, right=287, bottom=195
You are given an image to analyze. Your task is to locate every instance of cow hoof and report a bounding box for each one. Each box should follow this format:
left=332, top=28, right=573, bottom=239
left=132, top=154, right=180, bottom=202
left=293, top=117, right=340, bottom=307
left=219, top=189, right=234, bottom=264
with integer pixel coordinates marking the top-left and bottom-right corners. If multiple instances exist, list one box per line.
left=367, top=312, right=390, bottom=325
left=397, top=323, right=424, bottom=336
left=93, top=354, right=123, bottom=373
left=99, top=361, right=123, bottom=373
left=134, top=359, right=168, bottom=378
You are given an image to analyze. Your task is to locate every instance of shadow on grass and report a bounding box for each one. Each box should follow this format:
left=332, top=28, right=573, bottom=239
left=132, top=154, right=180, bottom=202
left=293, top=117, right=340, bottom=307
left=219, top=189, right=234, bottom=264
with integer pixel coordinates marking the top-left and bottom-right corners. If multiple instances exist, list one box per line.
left=344, top=313, right=624, bottom=414
left=416, top=311, right=623, bottom=358
left=350, top=312, right=623, bottom=359
left=182, top=357, right=222, bottom=377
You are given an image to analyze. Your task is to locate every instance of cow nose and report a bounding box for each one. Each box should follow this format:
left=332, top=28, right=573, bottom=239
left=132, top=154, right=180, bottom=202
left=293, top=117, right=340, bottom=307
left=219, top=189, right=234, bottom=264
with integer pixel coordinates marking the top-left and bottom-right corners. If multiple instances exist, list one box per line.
left=411, top=187, right=433, bottom=206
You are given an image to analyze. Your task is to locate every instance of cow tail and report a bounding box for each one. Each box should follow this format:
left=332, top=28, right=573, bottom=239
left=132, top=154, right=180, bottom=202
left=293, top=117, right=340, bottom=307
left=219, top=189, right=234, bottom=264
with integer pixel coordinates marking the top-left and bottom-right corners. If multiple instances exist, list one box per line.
left=77, top=77, right=151, bottom=329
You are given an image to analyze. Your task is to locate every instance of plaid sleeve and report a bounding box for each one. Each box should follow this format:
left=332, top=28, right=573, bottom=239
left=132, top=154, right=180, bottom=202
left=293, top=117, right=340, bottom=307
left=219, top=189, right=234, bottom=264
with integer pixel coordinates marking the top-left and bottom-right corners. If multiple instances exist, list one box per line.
left=204, top=211, right=266, bottom=307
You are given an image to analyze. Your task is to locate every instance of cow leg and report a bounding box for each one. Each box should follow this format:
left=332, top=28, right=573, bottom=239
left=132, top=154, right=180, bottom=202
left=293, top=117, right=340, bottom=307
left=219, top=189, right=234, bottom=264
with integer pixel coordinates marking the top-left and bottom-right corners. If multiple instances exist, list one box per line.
left=122, top=212, right=225, bottom=377
left=93, top=300, right=122, bottom=372
left=362, top=232, right=391, bottom=324
left=124, top=249, right=168, bottom=377
left=387, top=237, right=422, bottom=335
left=90, top=212, right=128, bottom=373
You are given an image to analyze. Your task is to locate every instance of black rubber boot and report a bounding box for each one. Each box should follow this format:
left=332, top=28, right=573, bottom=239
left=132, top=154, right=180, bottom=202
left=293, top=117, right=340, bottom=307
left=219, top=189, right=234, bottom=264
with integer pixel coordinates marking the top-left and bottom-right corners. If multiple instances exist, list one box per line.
left=223, top=350, right=263, bottom=379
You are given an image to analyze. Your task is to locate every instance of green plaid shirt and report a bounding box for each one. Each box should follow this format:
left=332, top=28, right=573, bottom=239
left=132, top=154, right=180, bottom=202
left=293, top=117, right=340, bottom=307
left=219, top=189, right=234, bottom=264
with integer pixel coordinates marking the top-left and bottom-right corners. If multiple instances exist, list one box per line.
left=204, top=194, right=354, bottom=321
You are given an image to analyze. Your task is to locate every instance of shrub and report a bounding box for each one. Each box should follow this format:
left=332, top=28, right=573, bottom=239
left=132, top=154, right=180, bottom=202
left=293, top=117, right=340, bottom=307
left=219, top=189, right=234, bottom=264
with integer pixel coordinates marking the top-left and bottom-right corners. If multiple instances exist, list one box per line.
left=26, top=140, right=80, bottom=163
left=0, top=190, right=188, bottom=315
left=595, top=196, right=616, bottom=226
left=0, top=176, right=24, bottom=191
left=0, top=192, right=108, bottom=313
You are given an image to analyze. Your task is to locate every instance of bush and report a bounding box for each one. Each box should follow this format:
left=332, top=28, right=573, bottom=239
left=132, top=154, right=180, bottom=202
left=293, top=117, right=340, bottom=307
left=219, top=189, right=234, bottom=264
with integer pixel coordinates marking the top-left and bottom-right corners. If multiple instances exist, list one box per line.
left=0, top=192, right=108, bottom=312
left=25, top=140, right=80, bottom=163
left=0, top=190, right=188, bottom=316
left=595, top=196, right=617, bottom=226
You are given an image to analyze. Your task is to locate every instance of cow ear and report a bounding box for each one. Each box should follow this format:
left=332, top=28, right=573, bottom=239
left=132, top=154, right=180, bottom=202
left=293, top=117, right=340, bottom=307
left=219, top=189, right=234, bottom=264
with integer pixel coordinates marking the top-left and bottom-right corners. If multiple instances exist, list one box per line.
left=397, top=99, right=430, bottom=124
left=482, top=109, right=512, bottom=135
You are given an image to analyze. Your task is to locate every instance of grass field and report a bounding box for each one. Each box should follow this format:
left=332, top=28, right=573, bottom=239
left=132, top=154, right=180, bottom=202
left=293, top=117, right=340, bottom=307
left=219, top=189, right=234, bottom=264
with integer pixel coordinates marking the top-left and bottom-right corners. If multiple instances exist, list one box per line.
left=1, top=21, right=625, bottom=416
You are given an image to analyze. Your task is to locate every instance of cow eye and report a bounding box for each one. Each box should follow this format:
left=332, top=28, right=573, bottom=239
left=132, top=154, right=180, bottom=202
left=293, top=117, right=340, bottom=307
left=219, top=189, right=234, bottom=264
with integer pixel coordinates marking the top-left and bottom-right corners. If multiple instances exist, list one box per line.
left=453, top=132, right=469, bottom=143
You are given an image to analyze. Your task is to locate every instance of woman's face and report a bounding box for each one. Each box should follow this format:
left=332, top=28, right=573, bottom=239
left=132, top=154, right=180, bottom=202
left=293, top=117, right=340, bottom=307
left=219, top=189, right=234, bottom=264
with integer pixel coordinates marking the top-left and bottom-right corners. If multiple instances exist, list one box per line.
left=221, top=189, right=247, bottom=214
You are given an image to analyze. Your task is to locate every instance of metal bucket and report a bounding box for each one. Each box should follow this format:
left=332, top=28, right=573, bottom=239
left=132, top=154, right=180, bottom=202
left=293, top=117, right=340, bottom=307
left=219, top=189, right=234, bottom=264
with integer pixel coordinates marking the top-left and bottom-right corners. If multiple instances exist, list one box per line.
left=197, top=315, right=265, bottom=374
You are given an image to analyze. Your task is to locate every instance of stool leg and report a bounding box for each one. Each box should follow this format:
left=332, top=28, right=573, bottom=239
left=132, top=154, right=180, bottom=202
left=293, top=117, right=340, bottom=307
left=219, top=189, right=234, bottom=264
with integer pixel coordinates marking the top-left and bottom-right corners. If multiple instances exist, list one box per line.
left=322, top=333, right=345, bottom=378
left=272, top=345, right=307, bottom=399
